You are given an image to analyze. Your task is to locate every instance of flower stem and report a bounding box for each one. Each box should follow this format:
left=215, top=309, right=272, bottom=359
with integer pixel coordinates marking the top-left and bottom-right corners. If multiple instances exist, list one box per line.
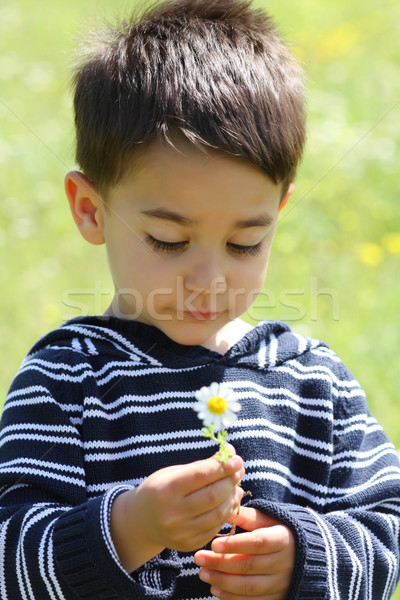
left=201, top=425, right=232, bottom=462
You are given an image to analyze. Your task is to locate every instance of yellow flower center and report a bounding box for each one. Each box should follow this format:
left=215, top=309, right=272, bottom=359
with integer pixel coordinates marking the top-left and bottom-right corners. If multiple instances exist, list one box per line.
left=207, top=396, right=228, bottom=415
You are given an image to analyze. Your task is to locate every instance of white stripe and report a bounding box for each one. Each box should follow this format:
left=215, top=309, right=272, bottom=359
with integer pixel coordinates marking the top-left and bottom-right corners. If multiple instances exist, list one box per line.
left=0, top=433, right=82, bottom=448
left=339, top=528, right=363, bottom=600
left=88, top=479, right=143, bottom=494
left=311, top=347, right=342, bottom=362
left=18, top=365, right=94, bottom=384
left=234, top=380, right=334, bottom=410
left=82, top=417, right=332, bottom=452
left=101, top=487, right=132, bottom=575
left=84, top=390, right=198, bottom=411
left=3, top=396, right=58, bottom=412
left=0, top=423, right=79, bottom=441
left=0, top=458, right=85, bottom=476
left=244, top=471, right=327, bottom=505
left=0, top=518, right=11, bottom=600
left=85, top=438, right=217, bottom=462
left=71, top=338, right=82, bottom=352
left=334, top=422, right=384, bottom=438
left=257, top=339, right=267, bottom=368
left=85, top=428, right=332, bottom=467
left=268, top=333, right=278, bottom=366
left=17, top=507, right=55, bottom=600
left=84, top=338, right=98, bottom=355
left=313, top=510, right=339, bottom=598
left=95, top=365, right=204, bottom=386
left=324, top=468, right=400, bottom=503
left=280, top=359, right=364, bottom=393
left=179, top=568, right=200, bottom=577
left=39, top=518, right=67, bottom=600
left=5, top=385, right=50, bottom=400
left=84, top=400, right=197, bottom=419
left=0, top=483, right=30, bottom=501
left=245, top=458, right=329, bottom=494
left=83, top=427, right=201, bottom=449
left=2, top=397, right=82, bottom=415
left=332, top=445, right=398, bottom=471
left=22, top=358, right=88, bottom=373
left=0, top=466, right=85, bottom=487
left=19, top=363, right=203, bottom=385
left=293, top=333, right=308, bottom=355
left=62, top=323, right=163, bottom=365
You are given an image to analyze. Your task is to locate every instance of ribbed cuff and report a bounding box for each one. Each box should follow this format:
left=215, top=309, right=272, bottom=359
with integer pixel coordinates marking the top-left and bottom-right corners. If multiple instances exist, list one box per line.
left=53, top=487, right=181, bottom=600
left=246, top=499, right=328, bottom=600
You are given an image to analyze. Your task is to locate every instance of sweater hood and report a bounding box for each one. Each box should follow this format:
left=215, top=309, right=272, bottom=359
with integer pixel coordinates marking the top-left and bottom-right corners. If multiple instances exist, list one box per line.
left=26, top=316, right=326, bottom=370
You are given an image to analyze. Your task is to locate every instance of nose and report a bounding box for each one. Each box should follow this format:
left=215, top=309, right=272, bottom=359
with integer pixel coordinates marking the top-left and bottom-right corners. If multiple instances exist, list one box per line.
left=184, top=252, right=227, bottom=294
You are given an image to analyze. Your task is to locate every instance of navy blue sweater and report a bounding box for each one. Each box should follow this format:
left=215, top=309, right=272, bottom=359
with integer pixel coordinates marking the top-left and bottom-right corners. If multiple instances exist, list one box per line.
left=1, top=316, right=400, bottom=599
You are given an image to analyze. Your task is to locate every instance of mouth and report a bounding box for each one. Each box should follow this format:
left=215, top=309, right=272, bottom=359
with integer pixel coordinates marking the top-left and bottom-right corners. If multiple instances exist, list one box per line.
left=183, top=310, right=219, bottom=321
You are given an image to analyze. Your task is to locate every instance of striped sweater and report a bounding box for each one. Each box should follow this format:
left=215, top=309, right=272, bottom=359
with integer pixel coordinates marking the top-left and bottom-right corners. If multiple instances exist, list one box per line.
left=1, top=316, right=400, bottom=599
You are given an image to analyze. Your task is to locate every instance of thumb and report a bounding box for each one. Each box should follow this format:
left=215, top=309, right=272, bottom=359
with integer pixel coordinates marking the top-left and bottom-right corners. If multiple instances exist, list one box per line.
left=228, top=506, right=280, bottom=531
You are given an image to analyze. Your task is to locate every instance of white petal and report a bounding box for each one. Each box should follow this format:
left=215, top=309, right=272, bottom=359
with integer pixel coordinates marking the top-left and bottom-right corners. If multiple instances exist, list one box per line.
left=203, top=413, right=213, bottom=427
left=209, top=382, right=219, bottom=395
left=221, top=411, right=237, bottom=426
left=213, top=414, right=222, bottom=429
left=195, top=387, right=209, bottom=402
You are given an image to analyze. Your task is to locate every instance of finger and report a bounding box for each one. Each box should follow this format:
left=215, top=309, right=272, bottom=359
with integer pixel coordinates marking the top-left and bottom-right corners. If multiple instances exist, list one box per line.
left=211, top=526, right=293, bottom=555
left=186, top=472, right=244, bottom=515
left=195, top=549, right=278, bottom=576
left=189, top=485, right=244, bottom=534
left=174, top=453, right=244, bottom=497
left=199, top=569, right=277, bottom=597
left=227, top=506, right=280, bottom=531
left=209, top=585, right=283, bottom=600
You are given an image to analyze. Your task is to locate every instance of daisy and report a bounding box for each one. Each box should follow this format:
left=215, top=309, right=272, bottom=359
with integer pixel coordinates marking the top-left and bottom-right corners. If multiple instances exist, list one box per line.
left=193, top=382, right=241, bottom=430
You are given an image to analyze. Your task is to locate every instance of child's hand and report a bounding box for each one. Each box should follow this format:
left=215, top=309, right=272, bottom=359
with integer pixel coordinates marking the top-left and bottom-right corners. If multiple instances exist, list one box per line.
left=194, top=506, right=295, bottom=600
left=110, top=446, right=244, bottom=572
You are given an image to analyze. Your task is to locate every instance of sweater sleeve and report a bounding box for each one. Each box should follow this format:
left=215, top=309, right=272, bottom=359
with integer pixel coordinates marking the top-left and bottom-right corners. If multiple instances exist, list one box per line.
left=246, top=361, right=400, bottom=600
left=0, top=348, right=180, bottom=600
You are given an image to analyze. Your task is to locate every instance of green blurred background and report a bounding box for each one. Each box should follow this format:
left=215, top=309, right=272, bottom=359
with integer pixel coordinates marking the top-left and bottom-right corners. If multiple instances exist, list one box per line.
left=0, top=0, right=399, bottom=591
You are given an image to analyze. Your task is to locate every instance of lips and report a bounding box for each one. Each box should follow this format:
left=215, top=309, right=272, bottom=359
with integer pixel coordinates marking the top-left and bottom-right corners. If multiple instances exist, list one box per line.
left=183, top=310, right=219, bottom=320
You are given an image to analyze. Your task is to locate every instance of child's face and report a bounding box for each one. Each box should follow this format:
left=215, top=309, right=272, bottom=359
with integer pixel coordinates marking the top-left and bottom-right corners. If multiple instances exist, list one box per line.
left=92, top=144, right=283, bottom=347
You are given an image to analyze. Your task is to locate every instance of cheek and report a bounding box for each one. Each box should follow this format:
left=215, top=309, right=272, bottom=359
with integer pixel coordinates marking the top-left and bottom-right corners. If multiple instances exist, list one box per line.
left=227, top=262, right=268, bottom=315
left=231, top=258, right=269, bottom=289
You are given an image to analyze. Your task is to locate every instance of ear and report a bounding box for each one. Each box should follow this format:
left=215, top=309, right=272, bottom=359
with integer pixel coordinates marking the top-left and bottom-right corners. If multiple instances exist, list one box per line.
left=278, top=183, right=294, bottom=213
left=65, top=171, right=105, bottom=245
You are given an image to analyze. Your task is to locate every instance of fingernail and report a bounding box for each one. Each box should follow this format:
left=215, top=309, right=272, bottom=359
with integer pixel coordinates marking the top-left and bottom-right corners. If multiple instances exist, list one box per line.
left=212, top=540, right=223, bottom=553
left=235, top=468, right=245, bottom=480
left=230, top=456, right=242, bottom=470
left=211, top=587, right=221, bottom=598
left=200, top=569, right=210, bottom=582
left=194, top=554, right=205, bottom=566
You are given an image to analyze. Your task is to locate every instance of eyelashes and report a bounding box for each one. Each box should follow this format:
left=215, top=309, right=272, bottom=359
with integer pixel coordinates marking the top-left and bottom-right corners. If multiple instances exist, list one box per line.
left=145, top=235, right=187, bottom=254
left=145, top=235, right=264, bottom=257
left=228, top=242, right=264, bottom=256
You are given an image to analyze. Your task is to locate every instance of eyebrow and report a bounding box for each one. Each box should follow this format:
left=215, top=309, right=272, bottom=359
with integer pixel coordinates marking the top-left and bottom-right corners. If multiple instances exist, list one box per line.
left=140, top=208, right=273, bottom=228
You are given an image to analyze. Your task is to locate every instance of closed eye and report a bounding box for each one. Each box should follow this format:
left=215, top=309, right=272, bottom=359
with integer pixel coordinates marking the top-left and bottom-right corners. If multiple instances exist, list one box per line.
left=145, top=235, right=187, bottom=253
left=228, top=242, right=264, bottom=256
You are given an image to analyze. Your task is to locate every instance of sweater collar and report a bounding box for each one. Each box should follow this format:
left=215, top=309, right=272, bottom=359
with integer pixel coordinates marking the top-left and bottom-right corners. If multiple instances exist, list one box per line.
left=31, top=316, right=318, bottom=370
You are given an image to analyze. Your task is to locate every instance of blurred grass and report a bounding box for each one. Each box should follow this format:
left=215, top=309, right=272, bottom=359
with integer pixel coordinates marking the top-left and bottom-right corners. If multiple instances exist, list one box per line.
left=0, top=2, right=399, bottom=592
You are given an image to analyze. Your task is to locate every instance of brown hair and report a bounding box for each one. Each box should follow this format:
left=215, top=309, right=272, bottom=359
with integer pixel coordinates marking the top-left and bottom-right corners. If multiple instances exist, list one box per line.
left=71, top=0, right=306, bottom=198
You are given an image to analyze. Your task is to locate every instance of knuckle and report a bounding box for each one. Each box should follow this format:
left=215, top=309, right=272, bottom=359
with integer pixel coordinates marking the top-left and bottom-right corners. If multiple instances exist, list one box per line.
left=240, top=555, right=254, bottom=575
left=214, top=503, right=227, bottom=522
left=206, top=485, right=219, bottom=506
left=243, top=578, right=258, bottom=596
left=254, top=533, right=267, bottom=551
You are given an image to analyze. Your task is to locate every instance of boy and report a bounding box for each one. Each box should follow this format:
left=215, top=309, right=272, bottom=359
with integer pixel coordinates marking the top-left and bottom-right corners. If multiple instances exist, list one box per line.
left=1, top=1, right=400, bottom=599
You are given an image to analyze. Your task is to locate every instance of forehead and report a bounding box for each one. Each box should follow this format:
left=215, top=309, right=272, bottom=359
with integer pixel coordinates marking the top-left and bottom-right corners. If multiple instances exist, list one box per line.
left=120, top=142, right=282, bottom=203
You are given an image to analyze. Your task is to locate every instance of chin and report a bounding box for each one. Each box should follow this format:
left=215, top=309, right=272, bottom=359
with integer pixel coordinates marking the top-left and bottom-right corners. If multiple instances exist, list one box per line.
left=161, top=322, right=219, bottom=347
